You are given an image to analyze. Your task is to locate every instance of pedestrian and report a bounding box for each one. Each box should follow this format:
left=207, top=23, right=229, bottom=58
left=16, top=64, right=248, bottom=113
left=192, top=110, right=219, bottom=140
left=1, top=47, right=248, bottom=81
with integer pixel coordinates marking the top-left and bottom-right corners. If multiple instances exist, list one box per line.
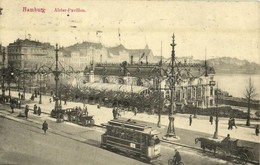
left=232, top=118, right=237, bottom=129
left=112, top=107, right=117, bottom=119
left=49, top=98, right=52, bottom=103
left=25, top=105, right=29, bottom=118
left=83, top=106, right=88, bottom=115
left=209, top=115, right=213, bottom=125
left=10, top=102, right=15, bottom=113
left=17, top=100, right=21, bottom=109
left=33, top=104, right=37, bottom=114
left=189, top=114, right=192, bottom=126
left=117, top=108, right=121, bottom=118
left=37, top=106, right=41, bottom=116
left=228, top=118, right=232, bottom=130
left=30, top=94, right=34, bottom=101
left=64, top=99, right=67, bottom=105
left=42, top=120, right=48, bottom=134
left=256, top=125, right=259, bottom=136
left=134, top=107, right=138, bottom=116
left=18, top=92, right=21, bottom=99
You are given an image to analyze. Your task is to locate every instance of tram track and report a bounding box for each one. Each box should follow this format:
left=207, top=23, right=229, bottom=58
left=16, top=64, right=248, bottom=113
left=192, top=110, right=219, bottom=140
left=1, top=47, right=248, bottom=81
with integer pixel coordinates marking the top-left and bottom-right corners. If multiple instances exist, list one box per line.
left=0, top=110, right=259, bottom=165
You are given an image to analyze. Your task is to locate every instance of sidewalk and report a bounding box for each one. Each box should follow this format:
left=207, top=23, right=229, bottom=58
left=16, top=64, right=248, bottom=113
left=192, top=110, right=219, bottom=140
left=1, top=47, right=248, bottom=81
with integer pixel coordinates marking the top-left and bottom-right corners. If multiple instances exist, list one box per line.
left=9, top=91, right=260, bottom=144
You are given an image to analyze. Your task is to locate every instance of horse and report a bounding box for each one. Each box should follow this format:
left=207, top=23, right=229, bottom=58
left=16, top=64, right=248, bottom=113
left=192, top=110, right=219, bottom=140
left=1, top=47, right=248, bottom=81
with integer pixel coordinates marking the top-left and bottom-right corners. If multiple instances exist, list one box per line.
left=195, top=137, right=220, bottom=155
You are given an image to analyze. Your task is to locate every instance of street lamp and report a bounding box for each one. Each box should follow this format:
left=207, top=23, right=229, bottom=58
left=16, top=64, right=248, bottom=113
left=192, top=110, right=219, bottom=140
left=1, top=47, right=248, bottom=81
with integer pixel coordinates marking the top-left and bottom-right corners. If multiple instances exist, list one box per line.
left=165, top=34, right=177, bottom=138
left=213, top=83, right=219, bottom=139
left=156, top=77, right=162, bottom=128
left=53, top=44, right=62, bottom=122
left=8, top=68, right=15, bottom=98
left=39, top=73, right=42, bottom=104
left=22, top=69, right=26, bottom=100
left=1, top=47, right=6, bottom=98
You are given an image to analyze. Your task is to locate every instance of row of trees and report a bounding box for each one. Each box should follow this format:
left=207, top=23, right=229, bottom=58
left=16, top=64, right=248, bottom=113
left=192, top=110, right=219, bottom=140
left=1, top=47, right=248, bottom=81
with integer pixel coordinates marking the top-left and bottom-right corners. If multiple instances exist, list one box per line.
left=47, top=76, right=258, bottom=126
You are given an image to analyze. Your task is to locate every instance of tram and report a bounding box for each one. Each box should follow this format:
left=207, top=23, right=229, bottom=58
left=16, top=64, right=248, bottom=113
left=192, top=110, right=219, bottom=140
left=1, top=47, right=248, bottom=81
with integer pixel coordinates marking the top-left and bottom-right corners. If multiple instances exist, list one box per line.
left=101, top=118, right=161, bottom=162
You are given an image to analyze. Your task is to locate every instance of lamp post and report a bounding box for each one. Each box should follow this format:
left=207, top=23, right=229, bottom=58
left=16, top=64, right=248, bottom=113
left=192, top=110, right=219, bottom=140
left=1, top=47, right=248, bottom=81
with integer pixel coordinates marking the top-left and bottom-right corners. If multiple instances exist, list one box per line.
left=22, top=69, right=26, bottom=100
left=1, top=47, right=6, bottom=98
left=54, top=44, right=62, bottom=122
left=157, top=77, right=161, bottom=128
left=213, top=84, right=219, bottom=139
left=39, top=73, right=42, bottom=104
left=166, top=34, right=177, bottom=138
left=8, top=67, right=14, bottom=98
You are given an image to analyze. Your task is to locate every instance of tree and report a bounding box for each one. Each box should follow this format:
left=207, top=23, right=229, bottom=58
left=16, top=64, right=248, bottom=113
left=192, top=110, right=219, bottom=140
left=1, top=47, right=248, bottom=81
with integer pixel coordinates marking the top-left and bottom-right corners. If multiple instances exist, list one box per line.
left=244, top=77, right=257, bottom=126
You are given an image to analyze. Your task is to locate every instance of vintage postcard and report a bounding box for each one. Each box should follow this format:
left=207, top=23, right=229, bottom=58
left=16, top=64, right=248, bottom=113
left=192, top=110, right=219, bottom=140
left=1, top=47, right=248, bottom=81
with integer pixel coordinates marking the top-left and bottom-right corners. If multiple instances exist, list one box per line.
left=0, top=0, right=259, bottom=165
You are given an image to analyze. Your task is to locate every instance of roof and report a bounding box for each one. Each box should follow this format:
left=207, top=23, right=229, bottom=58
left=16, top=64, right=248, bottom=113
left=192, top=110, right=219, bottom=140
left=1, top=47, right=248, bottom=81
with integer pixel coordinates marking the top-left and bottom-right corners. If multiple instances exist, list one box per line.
left=107, top=44, right=126, bottom=55
left=8, top=39, right=54, bottom=48
left=107, top=44, right=153, bottom=57
left=81, top=82, right=148, bottom=94
left=94, top=63, right=215, bottom=78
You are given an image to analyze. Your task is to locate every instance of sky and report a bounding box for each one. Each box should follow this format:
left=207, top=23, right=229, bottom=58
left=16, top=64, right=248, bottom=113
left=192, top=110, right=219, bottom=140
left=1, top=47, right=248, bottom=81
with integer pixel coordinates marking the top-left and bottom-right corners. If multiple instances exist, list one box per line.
left=0, top=0, right=259, bottom=63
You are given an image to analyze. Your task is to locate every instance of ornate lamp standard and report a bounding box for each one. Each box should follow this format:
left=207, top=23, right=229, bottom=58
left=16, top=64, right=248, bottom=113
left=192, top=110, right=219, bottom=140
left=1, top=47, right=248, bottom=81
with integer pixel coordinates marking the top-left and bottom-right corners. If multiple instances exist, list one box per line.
left=53, top=44, right=62, bottom=122
left=1, top=47, right=6, bottom=98
left=22, top=69, right=26, bottom=100
left=213, top=83, right=219, bottom=139
left=156, top=77, right=162, bottom=128
left=165, top=34, right=177, bottom=138
left=39, top=72, right=42, bottom=104
left=8, top=67, right=15, bottom=98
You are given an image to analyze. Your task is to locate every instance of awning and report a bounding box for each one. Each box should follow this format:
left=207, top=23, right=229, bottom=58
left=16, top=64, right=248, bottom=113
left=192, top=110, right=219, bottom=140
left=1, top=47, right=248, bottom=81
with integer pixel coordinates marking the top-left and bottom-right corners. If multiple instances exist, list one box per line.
left=82, top=83, right=148, bottom=94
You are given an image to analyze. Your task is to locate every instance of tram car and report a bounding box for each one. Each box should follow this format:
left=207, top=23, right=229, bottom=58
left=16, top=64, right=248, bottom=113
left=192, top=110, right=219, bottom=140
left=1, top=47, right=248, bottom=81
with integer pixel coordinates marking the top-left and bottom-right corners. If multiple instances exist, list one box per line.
left=101, top=118, right=161, bottom=162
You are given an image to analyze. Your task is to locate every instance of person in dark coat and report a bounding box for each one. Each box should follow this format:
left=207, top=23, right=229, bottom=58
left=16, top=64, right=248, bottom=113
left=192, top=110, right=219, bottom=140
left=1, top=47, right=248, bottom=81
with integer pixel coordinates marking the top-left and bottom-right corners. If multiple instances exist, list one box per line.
left=10, top=102, right=15, bottom=113
left=256, top=125, right=259, bottom=136
left=134, top=107, right=138, bottom=116
left=30, top=94, right=34, bottom=101
left=189, top=115, right=192, bottom=126
left=232, top=118, right=237, bottom=129
left=112, top=107, right=117, bottom=119
left=37, top=107, right=41, bottom=116
left=173, top=149, right=182, bottom=165
left=42, top=120, right=48, bottom=133
left=83, top=106, right=88, bottom=115
left=25, top=105, right=29, bottom=118
left=209, top=115, right=213, bottom=125
left=33, top=104, right=37, bottom=114
left=228, top=118, right=232, bottom=130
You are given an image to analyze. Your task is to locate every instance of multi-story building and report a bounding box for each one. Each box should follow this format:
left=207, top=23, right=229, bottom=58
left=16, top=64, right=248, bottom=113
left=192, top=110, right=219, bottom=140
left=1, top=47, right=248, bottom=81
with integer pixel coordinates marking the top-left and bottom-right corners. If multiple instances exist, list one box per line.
left=7, top=39, right=55, bottom=69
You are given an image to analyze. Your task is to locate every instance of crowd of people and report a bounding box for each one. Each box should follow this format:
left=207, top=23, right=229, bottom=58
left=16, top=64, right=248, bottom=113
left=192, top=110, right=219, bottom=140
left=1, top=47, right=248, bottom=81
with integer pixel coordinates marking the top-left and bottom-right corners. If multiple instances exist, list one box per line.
left=112, top=106, right=139, bottom=120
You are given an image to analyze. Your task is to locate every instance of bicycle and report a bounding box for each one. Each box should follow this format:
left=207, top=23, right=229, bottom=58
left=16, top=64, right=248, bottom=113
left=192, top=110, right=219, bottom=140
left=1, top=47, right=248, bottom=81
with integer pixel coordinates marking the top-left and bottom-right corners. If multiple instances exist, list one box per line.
left=168, top=158, right=184, bottom=165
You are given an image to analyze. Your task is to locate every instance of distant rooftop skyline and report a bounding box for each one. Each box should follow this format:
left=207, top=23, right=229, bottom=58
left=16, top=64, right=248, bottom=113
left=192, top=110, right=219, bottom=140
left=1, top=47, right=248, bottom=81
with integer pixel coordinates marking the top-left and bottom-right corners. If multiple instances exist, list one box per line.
left=0, top=0, right=259, bottom=63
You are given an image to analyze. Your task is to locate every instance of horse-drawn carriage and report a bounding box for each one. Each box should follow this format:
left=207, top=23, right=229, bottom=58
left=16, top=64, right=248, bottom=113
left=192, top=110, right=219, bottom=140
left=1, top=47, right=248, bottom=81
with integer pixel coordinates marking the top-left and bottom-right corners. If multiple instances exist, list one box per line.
left=195, top=137, right=254, bottom=164
left=51, top=107, right=95, bottom=126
